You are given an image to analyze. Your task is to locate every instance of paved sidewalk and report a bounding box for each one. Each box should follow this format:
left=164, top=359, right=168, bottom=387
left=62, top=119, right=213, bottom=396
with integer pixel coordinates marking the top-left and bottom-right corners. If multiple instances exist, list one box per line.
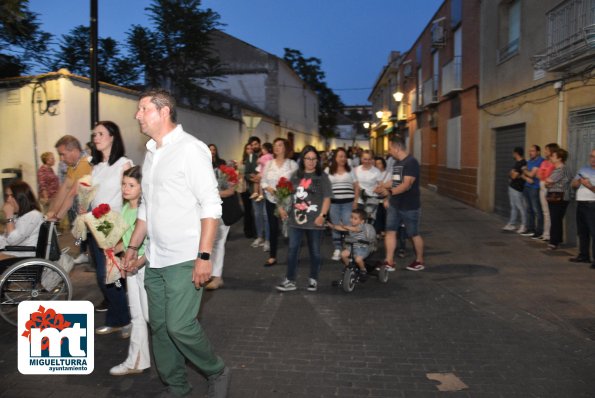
left=1, top=189, right=595, bottom=397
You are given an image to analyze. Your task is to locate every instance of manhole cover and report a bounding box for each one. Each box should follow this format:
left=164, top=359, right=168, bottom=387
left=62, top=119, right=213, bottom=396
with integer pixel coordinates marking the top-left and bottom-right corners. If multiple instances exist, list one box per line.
left=483, top=241, right=506, bottom=247
left=426, top=264, right=498, bottom=276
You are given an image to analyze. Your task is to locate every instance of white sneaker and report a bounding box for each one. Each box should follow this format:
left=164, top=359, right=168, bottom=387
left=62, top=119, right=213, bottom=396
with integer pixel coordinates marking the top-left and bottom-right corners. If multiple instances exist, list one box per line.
left=307, top=278, right=318, bottom=292
left=262, top=241, right=270, bottom=252
left=251, top=238, right=263, bottom=248
left=73, top=253, right=89, bottom=264
left=516, top=225, right=527, bottom=234
left=502, top=224, right=516, bottom=231
left=109, top=363, right=144, bottom=376
left=332, top=249, right=341, bottom=261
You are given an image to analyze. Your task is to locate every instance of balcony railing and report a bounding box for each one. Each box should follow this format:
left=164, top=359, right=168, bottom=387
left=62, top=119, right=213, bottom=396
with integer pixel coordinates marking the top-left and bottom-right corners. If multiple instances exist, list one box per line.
left=442, top=56, right=462, bottom=96
left=532, top=0, right=595, bottom=71
left=423, top=77, right=439, bottom=106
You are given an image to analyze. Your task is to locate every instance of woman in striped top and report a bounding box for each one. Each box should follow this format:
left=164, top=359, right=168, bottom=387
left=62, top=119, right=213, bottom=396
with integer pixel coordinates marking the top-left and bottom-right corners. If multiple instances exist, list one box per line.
left=325, top=148, right=360, bottom=261
left=545, top=147, right=572, bottom=250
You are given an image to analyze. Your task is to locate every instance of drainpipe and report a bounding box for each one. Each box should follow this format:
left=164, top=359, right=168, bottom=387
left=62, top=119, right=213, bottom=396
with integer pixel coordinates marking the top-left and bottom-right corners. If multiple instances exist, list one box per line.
left=554, top=81, right=564, bottom=145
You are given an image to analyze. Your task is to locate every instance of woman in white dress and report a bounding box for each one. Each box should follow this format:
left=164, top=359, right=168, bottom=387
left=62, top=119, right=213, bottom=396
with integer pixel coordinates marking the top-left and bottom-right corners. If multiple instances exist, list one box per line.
left=89, top=121, right=132, bottom=337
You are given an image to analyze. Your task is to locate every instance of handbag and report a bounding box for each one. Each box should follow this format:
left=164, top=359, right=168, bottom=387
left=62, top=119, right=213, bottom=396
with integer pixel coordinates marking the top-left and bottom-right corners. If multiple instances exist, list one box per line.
left=221, top=193, right=244, bottom=226
left=546, top=191, right=564, bottom=203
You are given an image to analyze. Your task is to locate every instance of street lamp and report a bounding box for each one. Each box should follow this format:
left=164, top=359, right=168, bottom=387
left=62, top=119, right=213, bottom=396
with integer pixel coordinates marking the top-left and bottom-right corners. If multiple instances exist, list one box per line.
left=375, top=110, right=384, bottom=119
left=363, top=122, right=370, bottom=129
left=393, top=91, right=404, bottom=103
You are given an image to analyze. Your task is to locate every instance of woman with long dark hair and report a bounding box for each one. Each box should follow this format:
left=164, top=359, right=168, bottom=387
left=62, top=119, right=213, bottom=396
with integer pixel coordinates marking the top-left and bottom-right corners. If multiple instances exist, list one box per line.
left=325, top=148, right=359, bottom=261
left=0, top=181, right=43, bottom=260
left=260, top=138, right=298, bottom=267
left=276, top=145, right=332, bottom=292
left=89, top=120, right=132, bottom=337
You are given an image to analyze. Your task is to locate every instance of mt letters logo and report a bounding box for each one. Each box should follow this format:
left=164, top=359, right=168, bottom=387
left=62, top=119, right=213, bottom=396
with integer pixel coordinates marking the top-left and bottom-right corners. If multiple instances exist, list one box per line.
left=18, top=301, right=94, bottom=374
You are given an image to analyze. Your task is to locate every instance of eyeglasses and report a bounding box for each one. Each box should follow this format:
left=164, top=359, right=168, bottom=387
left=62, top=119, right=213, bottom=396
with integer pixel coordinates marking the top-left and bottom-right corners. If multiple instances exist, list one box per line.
left=303, top=157, right=318, bottom=161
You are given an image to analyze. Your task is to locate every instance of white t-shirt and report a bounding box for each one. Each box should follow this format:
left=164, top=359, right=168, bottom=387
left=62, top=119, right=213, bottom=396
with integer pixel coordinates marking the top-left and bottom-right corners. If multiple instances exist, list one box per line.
left=354, top=165, right=383, bottom=204
left=91, top=156, right=132, bottom=212
left=0, top=210, right=44, bottom=257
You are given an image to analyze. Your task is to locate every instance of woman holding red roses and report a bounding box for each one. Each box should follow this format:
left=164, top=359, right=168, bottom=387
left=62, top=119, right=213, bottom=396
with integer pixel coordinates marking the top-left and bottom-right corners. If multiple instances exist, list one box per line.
left=260, top=138, right=298, bottom=266
left=88, top=121, right=133, bottom=337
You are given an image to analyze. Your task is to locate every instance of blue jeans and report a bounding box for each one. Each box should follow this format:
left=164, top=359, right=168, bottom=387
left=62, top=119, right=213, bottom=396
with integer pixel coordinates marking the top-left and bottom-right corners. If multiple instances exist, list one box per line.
left=88, top=233, right=130, bottom=327
left=329, top=202, right=353, bottom=250
left=507, top=187, right=527, bottom=226
left=253, top=199, right=269, bottom=241
left=286, top=227, right=323, bottom=281
left=523, top=187, right=543, bottom=234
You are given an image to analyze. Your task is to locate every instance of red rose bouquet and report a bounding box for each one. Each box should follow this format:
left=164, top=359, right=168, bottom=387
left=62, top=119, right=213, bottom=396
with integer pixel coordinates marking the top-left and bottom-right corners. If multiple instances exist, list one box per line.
left=275, top=177, right=295, bottom=236
left=217, top=164, right=239, bottom=188
left=83, top=203, right=129, bottom=285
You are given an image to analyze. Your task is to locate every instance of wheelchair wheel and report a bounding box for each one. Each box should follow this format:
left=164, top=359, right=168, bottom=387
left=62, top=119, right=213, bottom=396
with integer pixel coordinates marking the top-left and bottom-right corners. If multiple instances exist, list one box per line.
left=342, top=268, right=356, bottom=293
left=378, top=265, right=389, bottom=283
left=0, top=259, right=73, bottom=326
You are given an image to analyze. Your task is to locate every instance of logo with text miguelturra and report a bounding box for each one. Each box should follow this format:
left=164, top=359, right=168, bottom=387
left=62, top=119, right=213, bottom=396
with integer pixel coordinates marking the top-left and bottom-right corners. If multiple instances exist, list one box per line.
left=18, top=301, right=94, bottom=374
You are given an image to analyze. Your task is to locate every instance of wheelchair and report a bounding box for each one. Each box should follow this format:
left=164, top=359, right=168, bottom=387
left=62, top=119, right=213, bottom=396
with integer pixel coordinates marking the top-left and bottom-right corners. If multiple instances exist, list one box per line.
left=334, top=235, right=389, bottom=293
left=0, top=221, right=73, bottom=326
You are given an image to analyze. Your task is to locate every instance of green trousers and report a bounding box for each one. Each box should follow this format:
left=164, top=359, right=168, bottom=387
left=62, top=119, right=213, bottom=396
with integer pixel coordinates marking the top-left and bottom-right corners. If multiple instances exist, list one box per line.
left=145, top=260, right=225, bottom=396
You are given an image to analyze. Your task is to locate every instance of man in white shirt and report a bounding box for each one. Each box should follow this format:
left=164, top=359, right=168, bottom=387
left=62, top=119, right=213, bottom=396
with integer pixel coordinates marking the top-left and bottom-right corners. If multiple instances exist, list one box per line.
left=123, top=89, right=229, bottom=397
left=570, top=149, right=595, bottom=267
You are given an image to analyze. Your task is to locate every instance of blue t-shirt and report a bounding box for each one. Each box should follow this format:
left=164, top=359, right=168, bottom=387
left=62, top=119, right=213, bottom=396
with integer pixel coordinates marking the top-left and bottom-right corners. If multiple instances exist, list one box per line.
left=524, top=156, right=544, bottom=189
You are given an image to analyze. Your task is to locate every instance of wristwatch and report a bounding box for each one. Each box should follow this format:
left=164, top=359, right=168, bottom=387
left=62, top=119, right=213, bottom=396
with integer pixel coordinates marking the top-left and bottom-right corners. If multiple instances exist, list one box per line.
left=197, top=252, right=211, bottom=261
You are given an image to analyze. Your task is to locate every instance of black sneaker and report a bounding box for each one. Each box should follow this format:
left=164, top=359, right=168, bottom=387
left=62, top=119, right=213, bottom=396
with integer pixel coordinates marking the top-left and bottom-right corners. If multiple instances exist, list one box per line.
left=531, top=234, right=543, bottom=240
left=569, top=256, right=591, bottom=263
left=95, top=301, right=108, bottom=312
left=358, top=271, right=368, bottom=283
left=306, top=278, right=318, bottom=292
left=520, top=230, right=536, bottom=237
left=397, top=249, right=405, bottom=258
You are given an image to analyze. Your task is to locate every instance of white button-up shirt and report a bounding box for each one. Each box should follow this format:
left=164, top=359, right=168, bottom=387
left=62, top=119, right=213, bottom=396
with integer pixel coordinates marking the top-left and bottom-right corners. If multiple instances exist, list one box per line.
left=138, top=125, right=222, bottom=268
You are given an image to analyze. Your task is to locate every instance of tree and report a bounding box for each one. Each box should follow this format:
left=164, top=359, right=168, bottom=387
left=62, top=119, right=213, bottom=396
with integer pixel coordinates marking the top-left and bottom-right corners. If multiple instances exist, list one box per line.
left=126, top=0, right=224, bottom=101
left=52, top=25, right=139, bottom=86
left=0, top=0, right=51, bottom=77
left=283, top=48, right=344, bottom=139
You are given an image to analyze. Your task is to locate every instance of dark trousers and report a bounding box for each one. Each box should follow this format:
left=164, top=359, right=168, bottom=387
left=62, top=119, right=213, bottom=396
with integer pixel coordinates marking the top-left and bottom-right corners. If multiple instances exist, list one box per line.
left=265, top=199, right=281, bottom=258
left=576, top=201, right=595, bottom=261
left=548, top=200, right=569, bottom=246
left=88, top=234, right=130, bottom=327
left=523, top=187, right=543, bottom=235
left=240, top=191, right=256, bottom=238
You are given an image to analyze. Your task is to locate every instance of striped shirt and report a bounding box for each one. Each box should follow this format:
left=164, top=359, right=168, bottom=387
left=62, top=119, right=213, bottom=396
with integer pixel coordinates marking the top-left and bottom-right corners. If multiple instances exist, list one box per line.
left=325, top=168, right=356, bottom=203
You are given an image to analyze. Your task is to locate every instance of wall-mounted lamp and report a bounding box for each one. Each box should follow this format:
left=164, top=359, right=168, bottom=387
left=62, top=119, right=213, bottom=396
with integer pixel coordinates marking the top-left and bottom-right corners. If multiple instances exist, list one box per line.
left=376, top=111, right=384, bottom=119
left=363, top=122, right=370, bottom=129
left=392, top=91, right=404, bottom=102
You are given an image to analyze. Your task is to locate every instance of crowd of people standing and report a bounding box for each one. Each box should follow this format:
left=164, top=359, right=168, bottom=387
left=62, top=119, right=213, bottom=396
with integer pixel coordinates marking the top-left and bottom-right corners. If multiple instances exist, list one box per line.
left=2, top=86, right=594, bottom=397
left=503, top=144, right=595, bottom=267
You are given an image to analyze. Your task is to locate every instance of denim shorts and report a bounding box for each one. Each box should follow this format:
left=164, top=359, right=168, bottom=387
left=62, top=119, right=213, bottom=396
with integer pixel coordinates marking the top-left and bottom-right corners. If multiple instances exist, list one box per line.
left=386, top=206, right=420, bottom=236
left=348, top=245, right=370, bottom=259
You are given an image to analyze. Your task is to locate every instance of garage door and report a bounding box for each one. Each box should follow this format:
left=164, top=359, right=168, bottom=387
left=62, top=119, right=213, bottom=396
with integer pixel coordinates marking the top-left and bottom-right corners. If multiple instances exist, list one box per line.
left=494, top=124, right=526, bottom=218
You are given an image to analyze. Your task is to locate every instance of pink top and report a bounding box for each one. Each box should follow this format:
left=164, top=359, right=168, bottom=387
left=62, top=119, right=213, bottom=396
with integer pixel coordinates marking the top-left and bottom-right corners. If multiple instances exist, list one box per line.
left=257, top=153, right=273, bottom=169
left=538, top=159, right=555, bottom=181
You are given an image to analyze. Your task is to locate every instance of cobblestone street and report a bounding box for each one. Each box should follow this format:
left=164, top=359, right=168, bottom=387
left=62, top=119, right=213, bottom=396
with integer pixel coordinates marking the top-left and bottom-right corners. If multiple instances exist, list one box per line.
left=2, top=189, right=595, bottom=397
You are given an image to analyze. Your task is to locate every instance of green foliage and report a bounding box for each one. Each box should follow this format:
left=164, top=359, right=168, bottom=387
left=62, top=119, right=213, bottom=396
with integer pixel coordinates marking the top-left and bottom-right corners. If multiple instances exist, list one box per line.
left=127, top=0, right=224, bottom=100
left=0, top=0, right=51, bottom=77
left=283, top=48, right=344, bottom=138
left=52, top=25, right=139, bottom=86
